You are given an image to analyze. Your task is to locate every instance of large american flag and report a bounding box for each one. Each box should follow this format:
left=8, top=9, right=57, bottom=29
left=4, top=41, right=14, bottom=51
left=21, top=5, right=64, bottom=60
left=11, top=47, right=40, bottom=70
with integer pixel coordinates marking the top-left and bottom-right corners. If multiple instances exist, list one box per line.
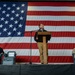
left=0, top=2, right=75, bottom=63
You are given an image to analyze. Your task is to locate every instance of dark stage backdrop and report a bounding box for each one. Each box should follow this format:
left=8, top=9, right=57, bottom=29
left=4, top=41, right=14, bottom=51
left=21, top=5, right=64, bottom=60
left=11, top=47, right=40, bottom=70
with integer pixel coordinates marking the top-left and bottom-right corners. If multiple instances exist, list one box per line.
left=0, top=0, right=75, bottom=1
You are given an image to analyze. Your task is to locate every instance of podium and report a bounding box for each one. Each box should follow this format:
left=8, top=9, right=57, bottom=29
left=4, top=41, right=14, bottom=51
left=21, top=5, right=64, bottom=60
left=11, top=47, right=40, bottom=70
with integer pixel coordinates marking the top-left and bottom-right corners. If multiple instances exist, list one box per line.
left=38, top=32, right=51, bottom=64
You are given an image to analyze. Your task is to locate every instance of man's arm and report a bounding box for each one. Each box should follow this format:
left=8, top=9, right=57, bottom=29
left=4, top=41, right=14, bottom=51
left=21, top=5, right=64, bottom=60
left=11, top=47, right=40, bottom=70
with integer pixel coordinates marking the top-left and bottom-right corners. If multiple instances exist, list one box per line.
left=34, top=32, right=38, bottom=42
left=48, top=34, right=51, bottom=40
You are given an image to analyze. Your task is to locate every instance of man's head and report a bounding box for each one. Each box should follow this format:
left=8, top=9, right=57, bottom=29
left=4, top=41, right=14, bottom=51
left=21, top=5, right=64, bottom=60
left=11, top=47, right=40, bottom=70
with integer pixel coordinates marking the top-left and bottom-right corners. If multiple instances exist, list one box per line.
left=39, top=24, right=44, bottom=29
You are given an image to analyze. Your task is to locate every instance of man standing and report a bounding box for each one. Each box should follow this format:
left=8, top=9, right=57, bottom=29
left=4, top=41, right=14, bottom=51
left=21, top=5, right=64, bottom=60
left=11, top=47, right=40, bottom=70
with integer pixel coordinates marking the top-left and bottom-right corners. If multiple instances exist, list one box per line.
left=34, top=24, right=51, bottom=64
left=72, top=48, right=75, bottom=64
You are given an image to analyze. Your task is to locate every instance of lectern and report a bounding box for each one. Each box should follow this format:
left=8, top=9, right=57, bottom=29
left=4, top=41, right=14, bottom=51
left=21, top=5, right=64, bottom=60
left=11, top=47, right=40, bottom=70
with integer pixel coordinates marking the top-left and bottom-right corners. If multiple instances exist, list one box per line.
left=38, top=32, right=51, bottom=64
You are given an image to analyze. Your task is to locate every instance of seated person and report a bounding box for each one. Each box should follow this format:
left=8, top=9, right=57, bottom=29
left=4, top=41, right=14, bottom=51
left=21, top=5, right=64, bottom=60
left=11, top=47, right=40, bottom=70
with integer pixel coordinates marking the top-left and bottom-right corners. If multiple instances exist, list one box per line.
left=0, top=47, right=4, bottom=64
left=0, top=47, right=4, bottom=55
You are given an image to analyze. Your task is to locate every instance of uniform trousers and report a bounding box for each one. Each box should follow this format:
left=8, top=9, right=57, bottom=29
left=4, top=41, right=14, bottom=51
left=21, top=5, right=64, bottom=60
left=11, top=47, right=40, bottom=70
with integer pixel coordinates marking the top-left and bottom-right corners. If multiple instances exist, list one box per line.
left=37, top=42, right=48, bottom=64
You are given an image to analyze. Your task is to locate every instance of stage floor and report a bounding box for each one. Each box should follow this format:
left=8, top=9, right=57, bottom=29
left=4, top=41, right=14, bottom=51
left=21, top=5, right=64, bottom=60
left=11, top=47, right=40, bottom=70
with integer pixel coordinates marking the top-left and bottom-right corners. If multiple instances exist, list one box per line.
left=0, top=64, right=75, bottom=75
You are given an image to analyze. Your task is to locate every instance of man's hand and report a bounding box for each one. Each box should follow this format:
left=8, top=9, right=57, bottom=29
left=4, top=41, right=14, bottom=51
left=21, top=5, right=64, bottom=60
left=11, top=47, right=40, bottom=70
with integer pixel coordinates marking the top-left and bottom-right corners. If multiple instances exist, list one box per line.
left=36, top=37, right=38, bottom=40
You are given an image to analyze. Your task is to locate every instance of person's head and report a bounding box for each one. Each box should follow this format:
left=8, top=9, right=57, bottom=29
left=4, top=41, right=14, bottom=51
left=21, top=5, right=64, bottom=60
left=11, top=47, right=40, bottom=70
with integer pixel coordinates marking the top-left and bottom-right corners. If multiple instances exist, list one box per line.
left=0, top=47, right=4, bottom=54
left=39, top=24, right=44, bottom=29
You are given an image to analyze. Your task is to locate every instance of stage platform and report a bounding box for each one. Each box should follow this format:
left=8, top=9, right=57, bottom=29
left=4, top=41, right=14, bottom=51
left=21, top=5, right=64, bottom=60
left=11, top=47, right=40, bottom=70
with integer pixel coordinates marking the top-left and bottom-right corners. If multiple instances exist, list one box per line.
left=0, top=64, right=75, bottom=75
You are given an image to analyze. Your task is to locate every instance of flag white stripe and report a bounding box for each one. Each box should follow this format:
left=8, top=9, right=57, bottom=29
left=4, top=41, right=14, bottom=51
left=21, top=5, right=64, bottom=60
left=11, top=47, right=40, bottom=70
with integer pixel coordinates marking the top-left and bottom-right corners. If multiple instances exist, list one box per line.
left=25, top=26, right=75, bottom=31
left=28, top=6, right=75, bottom=11
left=4, top=49, right=72, bottom=56
left=0, top=37, right=75, bottom=43
left=27, top=16, right=75, bottom=21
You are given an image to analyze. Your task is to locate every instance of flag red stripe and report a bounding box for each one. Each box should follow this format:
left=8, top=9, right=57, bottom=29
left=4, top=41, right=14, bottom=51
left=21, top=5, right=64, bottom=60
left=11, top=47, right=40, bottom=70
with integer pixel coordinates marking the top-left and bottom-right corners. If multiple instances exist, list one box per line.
left=28, top=2, right=75, bottom=6
left=16, top=56, right=73, bottom=63
left=24, top=32, right=75, bottom=37
left=27, top=11, right=75, bottom=16
left=1, top=43, right=75, bottom=49
left=26, top=21, right=75, bottom=26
